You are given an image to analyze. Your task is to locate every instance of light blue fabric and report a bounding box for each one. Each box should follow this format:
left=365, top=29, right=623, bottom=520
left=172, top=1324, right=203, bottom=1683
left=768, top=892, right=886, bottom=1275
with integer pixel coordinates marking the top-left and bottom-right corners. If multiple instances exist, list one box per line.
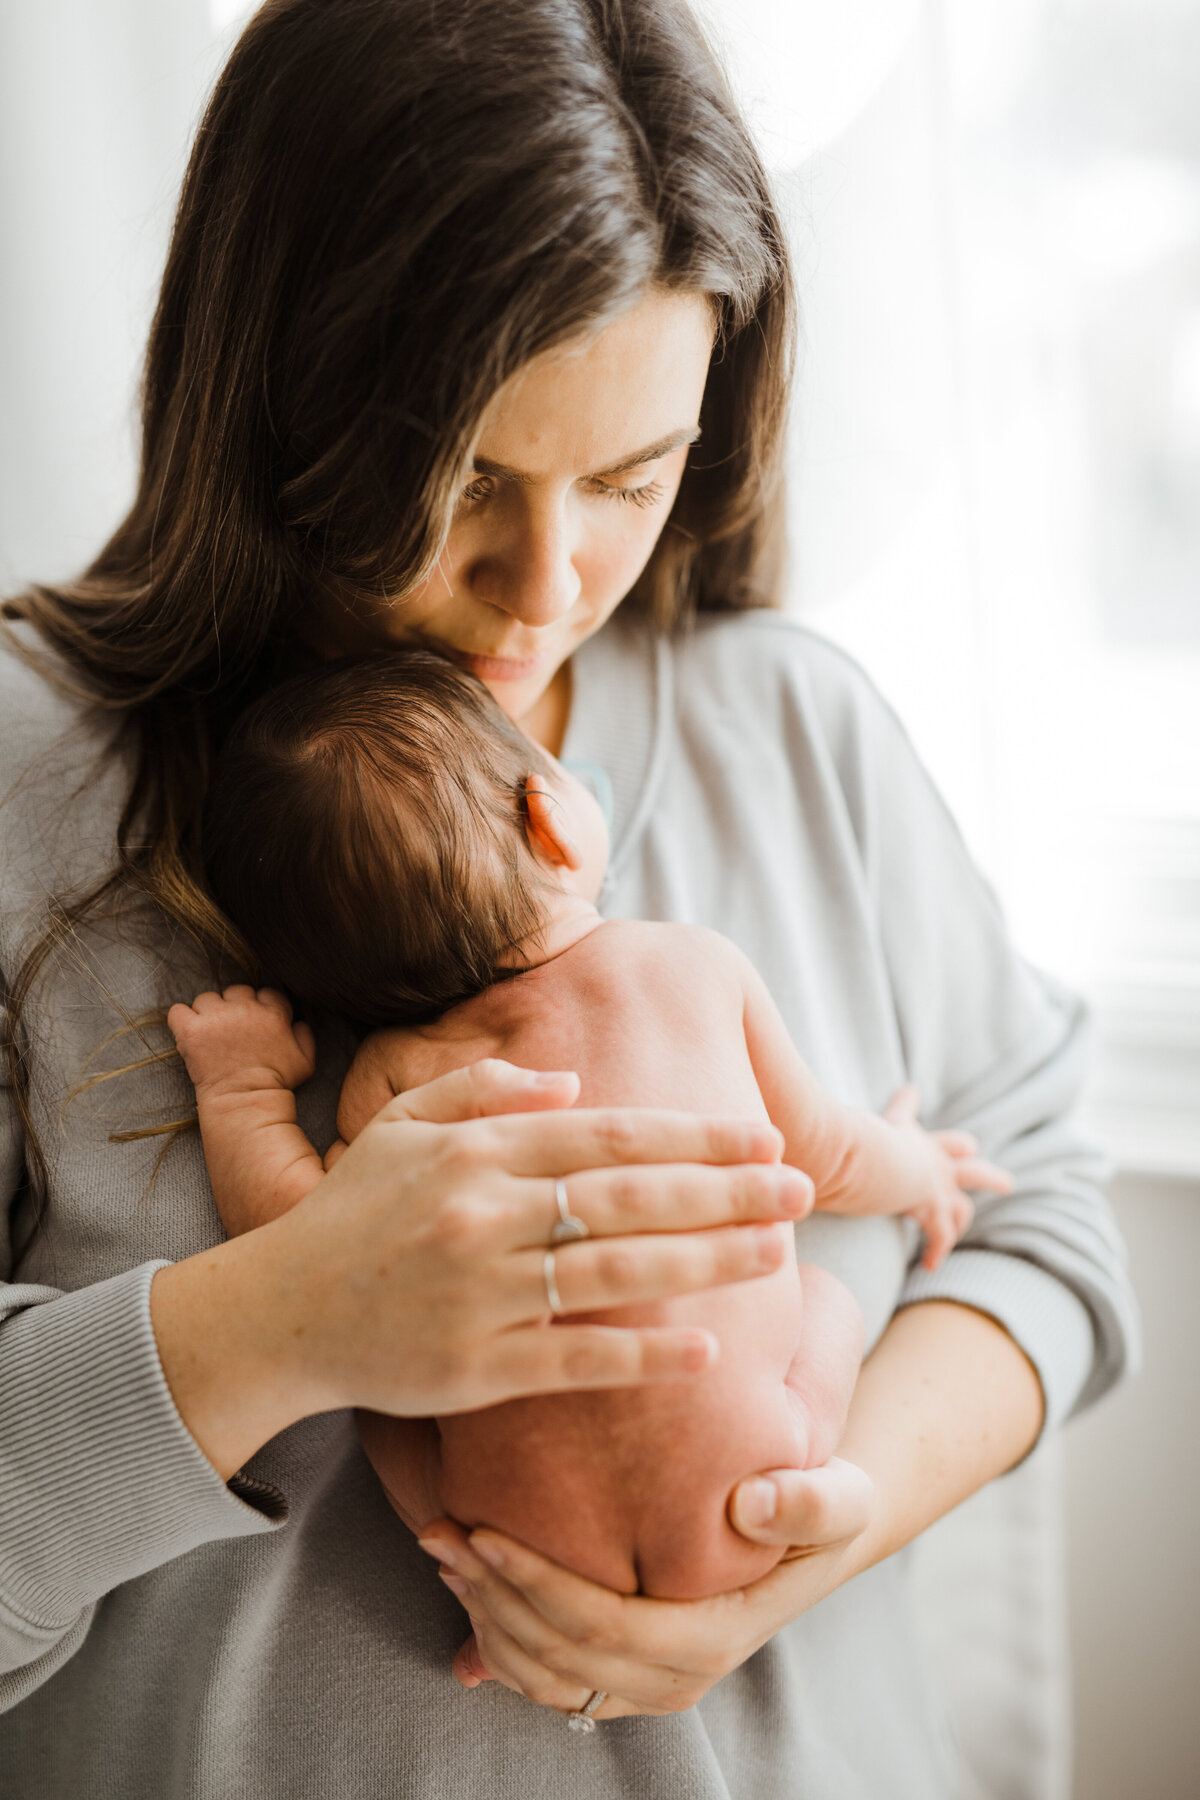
left=561, top=757, right=615, bottom=832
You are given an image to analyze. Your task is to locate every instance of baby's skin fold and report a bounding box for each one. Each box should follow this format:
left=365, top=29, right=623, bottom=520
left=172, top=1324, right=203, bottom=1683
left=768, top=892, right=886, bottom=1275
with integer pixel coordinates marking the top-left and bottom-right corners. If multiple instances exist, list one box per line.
left=170, top=918, right=998, bottom=1599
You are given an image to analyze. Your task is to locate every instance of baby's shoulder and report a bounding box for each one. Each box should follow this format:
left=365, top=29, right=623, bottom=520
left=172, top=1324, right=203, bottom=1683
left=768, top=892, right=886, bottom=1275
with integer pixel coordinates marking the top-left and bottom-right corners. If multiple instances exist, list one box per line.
left=594, top=919, right=748, bottom=984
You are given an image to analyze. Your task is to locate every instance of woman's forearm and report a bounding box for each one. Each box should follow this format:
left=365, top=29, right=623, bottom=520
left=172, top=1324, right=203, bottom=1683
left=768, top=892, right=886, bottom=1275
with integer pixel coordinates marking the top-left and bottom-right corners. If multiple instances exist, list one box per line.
left=150, top=1231, right=322, bottom=1480
left=836, top=1299, right=1044, bottom=1576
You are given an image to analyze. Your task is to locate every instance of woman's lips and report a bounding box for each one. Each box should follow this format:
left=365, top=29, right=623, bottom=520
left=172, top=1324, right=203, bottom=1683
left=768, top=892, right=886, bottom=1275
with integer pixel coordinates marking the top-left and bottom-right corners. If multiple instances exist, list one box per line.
left=432, top=643, right=549, bottom=683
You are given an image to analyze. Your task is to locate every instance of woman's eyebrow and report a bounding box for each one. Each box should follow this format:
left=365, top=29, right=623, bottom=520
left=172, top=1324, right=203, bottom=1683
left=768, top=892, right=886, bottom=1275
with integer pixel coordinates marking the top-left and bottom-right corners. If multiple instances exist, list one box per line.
left=471, top=425, right=701, bottom=485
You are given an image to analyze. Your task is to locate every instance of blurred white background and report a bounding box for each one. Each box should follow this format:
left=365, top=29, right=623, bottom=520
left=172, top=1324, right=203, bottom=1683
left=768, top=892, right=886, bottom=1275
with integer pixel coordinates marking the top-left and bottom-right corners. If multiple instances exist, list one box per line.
left=1, top=3, right=1197, bottom=1796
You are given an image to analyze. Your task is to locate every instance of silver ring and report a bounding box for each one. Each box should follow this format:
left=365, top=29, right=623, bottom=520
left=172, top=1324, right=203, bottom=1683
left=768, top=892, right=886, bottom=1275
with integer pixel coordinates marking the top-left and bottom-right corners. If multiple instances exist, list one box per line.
left=567, top=1688, right=608, bottom=1734
left=543, top=1249, right=564, bottom=1316
left=550, top=1176, right=589, bottom=1245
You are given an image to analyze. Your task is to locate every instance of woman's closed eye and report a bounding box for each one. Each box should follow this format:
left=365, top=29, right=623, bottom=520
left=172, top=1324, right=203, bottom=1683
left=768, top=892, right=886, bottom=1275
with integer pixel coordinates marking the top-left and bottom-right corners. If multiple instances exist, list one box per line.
left=592, top=478, right=666, bottom=509
left=458, top=474, right=667, bottom=510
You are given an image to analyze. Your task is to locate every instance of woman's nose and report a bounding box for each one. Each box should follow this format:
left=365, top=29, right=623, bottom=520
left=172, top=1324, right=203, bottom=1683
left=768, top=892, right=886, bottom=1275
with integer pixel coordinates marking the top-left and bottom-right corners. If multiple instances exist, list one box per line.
left=467, top=496, right=582, bottom=625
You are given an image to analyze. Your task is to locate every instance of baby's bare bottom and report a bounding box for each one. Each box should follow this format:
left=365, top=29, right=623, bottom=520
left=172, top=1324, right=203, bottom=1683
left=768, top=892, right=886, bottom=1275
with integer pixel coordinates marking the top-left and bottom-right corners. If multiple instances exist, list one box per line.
left=361, top=1261, right=864, bottom=1599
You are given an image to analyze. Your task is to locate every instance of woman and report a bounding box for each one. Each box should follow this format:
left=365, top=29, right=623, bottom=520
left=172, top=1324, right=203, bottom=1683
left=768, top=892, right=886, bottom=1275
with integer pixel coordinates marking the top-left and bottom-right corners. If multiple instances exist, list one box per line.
left=0, top=1, right=1136, bottom=1794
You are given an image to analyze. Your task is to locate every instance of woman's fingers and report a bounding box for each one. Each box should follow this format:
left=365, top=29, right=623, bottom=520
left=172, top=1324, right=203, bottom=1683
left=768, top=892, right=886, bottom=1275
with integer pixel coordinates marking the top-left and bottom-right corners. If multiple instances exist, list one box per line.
left=446, top=1598, right=622, bottom=1716
left=384, top=1058, right=582, bottom=1125
left=451, top=1530, right=706, bottom=1674
left=509, top=1221, right=790, bottom=1323
left=428, top=1538, right=691, bottom=1708
left=451, top=1631, right=493, bottom=1688
left=461, top=1105, right=782, bottom=1180
left=480, top=1321, right=719, bottom=1399
left=728, top=1457, right=874, bottom=1550
left=506, top=1161, right=813, bottom=1250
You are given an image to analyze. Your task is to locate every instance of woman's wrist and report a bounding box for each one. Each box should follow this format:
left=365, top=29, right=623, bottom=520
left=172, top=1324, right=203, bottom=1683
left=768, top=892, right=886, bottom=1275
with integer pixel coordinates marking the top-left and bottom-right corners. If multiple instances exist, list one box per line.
left=149, top=1220, right=329, bottom=1480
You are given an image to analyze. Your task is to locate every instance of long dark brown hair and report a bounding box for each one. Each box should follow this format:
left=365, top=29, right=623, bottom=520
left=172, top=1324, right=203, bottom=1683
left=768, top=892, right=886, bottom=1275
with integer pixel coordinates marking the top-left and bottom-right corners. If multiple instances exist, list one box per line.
left=1, top=0, right=795, bottom=1190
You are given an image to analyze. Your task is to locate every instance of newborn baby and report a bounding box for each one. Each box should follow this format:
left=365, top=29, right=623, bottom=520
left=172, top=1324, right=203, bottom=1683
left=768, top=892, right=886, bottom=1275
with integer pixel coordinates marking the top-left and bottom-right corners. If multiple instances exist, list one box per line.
left=170, top=650, right=1005, bottom=1599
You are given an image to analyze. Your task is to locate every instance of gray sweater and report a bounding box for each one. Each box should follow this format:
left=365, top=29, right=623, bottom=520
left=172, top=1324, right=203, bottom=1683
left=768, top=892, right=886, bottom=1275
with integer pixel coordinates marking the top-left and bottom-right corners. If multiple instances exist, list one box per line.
left=0, top=611, right=1137, bottom=1797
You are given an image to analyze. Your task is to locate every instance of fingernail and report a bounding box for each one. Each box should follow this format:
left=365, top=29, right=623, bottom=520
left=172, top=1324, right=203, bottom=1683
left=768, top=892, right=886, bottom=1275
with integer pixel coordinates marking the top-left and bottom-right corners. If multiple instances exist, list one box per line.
left=527, top=1069, right=575, bottom=1087
left=739, top=1478, right=777, bottom=1526
left=680, top=1331, right=717, bottom=1371
left=470, top=1535, right=504, bottom=1570
left=440, top=1572, right=473, bottom=1600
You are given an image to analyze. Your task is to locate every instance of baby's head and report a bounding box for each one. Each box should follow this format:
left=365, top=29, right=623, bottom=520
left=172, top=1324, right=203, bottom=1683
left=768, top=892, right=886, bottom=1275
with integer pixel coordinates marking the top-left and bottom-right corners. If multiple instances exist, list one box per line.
left=203, top=649, right=609, bottom=1026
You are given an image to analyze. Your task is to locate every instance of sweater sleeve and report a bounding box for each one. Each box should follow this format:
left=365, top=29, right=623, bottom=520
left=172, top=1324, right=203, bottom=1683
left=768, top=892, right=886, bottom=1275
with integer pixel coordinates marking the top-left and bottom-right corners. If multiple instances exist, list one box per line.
left=0, top=1007, right=287, bottom=1711
left=842, top=668, right=1141, bottom=1436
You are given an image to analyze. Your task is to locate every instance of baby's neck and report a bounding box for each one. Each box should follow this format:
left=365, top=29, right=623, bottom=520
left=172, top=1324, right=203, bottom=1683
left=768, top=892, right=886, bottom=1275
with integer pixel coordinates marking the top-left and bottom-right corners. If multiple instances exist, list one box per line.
left=515, top=893, right=605, bottom=971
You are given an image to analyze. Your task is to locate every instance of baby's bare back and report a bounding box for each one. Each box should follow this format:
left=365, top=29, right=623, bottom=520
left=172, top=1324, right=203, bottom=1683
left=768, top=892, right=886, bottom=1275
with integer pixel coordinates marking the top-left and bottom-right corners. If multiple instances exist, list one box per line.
left=370, top=922, right=813, bottom=1597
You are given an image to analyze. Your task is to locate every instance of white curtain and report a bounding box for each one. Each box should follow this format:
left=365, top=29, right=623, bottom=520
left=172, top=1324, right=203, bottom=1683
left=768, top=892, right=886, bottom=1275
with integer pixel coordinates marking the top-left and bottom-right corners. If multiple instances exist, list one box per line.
left=702, top=0, right=1200, bottom=1181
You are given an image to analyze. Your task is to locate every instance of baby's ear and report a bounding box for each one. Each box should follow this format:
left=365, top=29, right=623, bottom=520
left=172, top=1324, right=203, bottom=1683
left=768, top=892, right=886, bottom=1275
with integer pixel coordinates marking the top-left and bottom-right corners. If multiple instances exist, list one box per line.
left=523, top=773, right=582, bottom=871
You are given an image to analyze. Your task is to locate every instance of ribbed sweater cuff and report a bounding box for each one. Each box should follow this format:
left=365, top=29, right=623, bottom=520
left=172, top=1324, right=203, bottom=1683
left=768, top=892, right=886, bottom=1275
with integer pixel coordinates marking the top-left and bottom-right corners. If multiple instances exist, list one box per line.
left=897, top=1247, right=1096, bottom=1437
left=0, top=1262, right=287, bottom=1633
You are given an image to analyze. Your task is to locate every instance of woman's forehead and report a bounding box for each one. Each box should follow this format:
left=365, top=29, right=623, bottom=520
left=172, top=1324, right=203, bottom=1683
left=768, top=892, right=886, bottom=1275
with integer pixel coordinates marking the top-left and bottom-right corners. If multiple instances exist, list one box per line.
left=470, top=289, right=715, bottom=481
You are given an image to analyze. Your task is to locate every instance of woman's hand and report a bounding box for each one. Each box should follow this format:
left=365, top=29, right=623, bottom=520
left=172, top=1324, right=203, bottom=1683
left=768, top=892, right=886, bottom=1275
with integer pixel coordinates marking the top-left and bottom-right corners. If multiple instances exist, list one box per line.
left=151, top=1058, right=814, bottom=1480
left=414, top=1458, right=874, bottom=1719
left=413, top=1301, right=1043, bottom=1721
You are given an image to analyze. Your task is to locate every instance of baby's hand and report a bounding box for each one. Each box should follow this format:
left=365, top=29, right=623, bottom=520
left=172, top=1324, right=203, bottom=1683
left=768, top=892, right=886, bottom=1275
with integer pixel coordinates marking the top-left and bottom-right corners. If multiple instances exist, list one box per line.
left=167, top=984, right=317, bottom=1098
left=883, top=1084, right=1013, bottom=1272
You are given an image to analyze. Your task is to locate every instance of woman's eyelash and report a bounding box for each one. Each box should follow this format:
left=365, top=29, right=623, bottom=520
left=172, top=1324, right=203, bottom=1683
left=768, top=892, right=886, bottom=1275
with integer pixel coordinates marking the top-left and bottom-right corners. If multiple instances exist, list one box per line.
left=595, top=479, right=665, bottom=509
left=457, top=476, right=666, bottom=508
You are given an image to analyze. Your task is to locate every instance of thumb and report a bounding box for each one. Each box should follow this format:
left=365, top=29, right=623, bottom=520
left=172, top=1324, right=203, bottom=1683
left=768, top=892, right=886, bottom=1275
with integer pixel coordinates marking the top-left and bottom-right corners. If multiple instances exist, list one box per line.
left=385, top=1059, right=581, bottom=1126
left=882, top=1082, right=921, bottom=1127
left=729, top=1459, right=874, bottom=1549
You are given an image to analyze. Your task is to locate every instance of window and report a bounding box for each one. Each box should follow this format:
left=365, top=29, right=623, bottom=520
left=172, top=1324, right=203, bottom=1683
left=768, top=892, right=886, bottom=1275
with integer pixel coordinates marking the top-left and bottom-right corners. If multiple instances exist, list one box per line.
left=703, top=0, right=1200, bottom=1173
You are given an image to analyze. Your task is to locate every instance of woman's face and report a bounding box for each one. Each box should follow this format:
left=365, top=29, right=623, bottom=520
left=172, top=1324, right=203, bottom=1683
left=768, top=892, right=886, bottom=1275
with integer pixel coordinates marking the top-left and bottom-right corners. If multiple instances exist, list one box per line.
left=312, top=288, right=715, bottom=744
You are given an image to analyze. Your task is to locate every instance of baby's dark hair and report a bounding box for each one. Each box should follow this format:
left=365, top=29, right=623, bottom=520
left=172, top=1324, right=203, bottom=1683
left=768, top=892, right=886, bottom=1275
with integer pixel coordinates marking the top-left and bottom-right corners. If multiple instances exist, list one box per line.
left=203, top=650, right=554, bottom=1026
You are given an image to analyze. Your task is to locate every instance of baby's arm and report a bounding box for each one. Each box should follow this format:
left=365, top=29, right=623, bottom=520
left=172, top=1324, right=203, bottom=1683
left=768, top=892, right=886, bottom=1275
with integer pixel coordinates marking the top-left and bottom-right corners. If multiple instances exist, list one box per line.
left=168, top=985, right=326, bottom=1236
left=738, top=950, right=1012, bottom=1270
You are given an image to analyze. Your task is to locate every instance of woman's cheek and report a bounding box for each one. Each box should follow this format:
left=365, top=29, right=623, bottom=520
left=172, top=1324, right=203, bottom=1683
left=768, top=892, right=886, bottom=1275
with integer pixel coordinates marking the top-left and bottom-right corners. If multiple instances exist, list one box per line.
left=586, top=508, right=671, bottom=610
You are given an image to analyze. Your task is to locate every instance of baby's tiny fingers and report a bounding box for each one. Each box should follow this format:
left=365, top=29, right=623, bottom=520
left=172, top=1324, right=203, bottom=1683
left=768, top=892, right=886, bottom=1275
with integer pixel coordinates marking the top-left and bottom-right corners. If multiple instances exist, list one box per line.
left=951, top=1158, right=1013, bottom=1194
left=882, top=1083, right=921, bottom=1126
left=188, top=989, right=228, bottom=1014
left=934, top=1128, right=980, bottom=1156
left=255, top=986, right=294, bottom=1020
left=165, top=1001, right=196, bottom=1038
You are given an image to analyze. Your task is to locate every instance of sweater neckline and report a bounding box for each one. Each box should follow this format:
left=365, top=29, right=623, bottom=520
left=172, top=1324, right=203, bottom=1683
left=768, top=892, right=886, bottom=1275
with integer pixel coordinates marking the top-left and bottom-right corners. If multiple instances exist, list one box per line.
left=560, top=615, right=672, bottom=901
